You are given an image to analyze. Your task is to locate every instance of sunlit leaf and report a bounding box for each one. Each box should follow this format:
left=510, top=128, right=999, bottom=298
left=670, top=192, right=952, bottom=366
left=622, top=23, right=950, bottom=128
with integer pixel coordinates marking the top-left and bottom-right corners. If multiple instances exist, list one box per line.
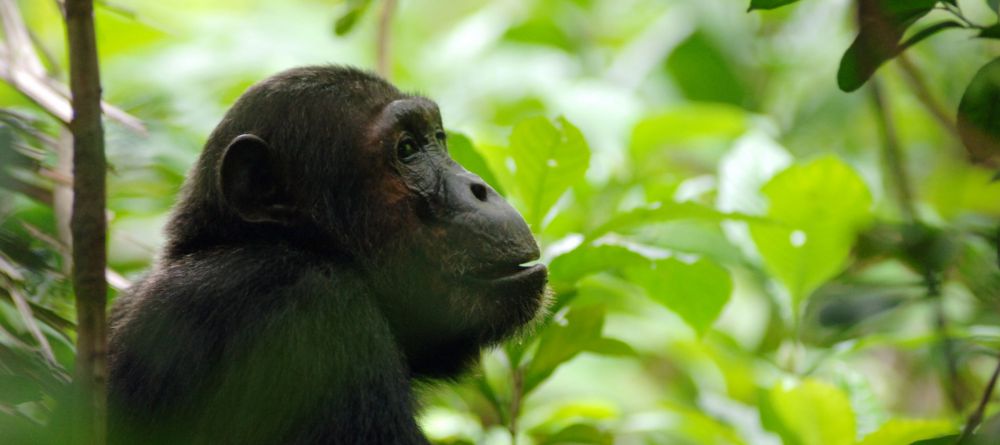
left=508, top=116, right=590, bottom=229
left=768, top=380, right=855, bottom=445
left=523, top=305, right=605, bottom=394
left=857, top=419, right=955, bottom=445
left=626, top=258, right=732, bottom=335
left=750, top=157, right=872, bottom=310
left=958, top=57, right=1000, bottom=165
left=537, top=423, right=612, bottom=445
left=587, top=201, right=766, bottom=242
left=629, top=104, right=748, bottom=160
left=549, top=244, right=651, bottom=289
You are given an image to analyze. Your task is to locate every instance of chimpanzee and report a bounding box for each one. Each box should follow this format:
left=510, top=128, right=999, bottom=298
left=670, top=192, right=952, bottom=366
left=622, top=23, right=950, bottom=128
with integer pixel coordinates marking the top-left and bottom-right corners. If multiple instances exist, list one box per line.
left=107, top=65, right=548, bottom=445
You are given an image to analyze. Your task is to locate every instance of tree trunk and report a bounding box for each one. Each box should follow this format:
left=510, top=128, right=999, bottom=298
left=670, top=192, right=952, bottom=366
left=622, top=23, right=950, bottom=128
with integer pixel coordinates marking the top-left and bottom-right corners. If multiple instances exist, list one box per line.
left=64, top=0, right=108, bottom=443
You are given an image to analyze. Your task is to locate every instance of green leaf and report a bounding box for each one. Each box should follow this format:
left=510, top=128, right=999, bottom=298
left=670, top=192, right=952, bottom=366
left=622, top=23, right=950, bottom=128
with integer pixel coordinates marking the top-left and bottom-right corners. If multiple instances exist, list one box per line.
left=910, top=435, right=958, bottom=445
left=523, top=305, right=605, bottom=394
left=586, top=201, right=766, bottom=242
left=858, top=419, right=956, bottom=445
left=837, top=0, right=939, bottom=92
left=538, top=423, right=611, bottom=445
left=768, top=380, right=855, bottom=445
left=333, top=0, right=372, bottom=36
left=748, top=0, right=799, bottom=11
left=549, top=244, right=651, bottom=289
left=665, top=33, right=747, bottom=106
left=508, top=116, right=591, bottom=229
left=749, top=157, right=872, bottom=309
left=626, top=258, right=732, bottom=336
left=629, top=104, right=748, bottom=160
left=446, top=132, right=504, bottom=195
left=990, top=0, right=1000, bottom=14
left=958, top=57, right=1000, bottom=165
left=583, top=337, right=638, bottom=357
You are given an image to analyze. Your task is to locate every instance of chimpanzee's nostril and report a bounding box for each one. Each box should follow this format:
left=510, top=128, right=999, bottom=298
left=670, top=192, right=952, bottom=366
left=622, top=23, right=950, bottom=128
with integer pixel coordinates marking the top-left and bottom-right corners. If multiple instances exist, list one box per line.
left=470, top=182, right=488, bottom=202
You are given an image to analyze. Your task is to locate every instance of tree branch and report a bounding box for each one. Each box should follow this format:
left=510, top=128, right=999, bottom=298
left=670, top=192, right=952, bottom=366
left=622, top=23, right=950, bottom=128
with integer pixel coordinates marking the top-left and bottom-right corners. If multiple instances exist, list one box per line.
left=65, top=0, right=109, bottom=443
left=958, top=355, right=1000, bottom=443
left=895, top=54, right=962, bottom=144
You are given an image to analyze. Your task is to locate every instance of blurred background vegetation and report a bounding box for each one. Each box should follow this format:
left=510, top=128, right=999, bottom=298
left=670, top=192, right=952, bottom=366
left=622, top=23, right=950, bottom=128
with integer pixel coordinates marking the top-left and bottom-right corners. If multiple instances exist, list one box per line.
left=4, top=0, right=1000, bottom=444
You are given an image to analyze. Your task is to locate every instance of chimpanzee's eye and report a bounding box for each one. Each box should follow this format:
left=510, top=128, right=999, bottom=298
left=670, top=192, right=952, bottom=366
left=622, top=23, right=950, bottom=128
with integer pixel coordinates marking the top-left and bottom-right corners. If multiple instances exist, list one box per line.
left=397, top=136, right=420, bottom=161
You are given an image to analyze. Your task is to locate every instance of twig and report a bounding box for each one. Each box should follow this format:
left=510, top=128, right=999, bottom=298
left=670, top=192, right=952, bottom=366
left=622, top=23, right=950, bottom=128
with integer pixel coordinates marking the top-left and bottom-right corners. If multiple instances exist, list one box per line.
left=0, top=0, right=146, bottom=133
left=65, top=0, right=109, bottom=443
left=508, top=366, right=524, bottom=445
left=957, top=355, right=1000, bottom=443
left=895, top=54, right=962, bottom=144
left=869, top=78, right=917, bottom=222
left=376, top=0, right=397, bottom=78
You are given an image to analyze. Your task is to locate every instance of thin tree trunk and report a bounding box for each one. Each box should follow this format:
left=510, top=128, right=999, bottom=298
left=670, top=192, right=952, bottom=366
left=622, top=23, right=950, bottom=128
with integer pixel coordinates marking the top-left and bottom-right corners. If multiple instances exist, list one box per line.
left=64, top=0, right=108, bottom=443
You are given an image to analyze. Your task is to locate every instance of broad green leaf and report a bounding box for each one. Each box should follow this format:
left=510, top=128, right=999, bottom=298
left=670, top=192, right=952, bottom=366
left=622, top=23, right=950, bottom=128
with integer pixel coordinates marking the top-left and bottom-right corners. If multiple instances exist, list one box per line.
left=446, top=132, right=504, bottom=195
left=837, top=0, right=938, bottom=92
left=748, top=0, right=800, bottom=11
left=665, top=33, right=747, bottom=106
left=629, top=104, right=748, bottom=160
left=626, top=258, right=732, bottom=336
left=586, top=201, right=766, bottom=242
left=958, top=57, right=1000, bottom=165
left=858, top=419, right=955, bottom=445
left=508, top=116, right=591, bottom=229
left=750, top=157, right=872, bottom=309
left=523, top=305, right=605, bottom=394
left=769, top=380, right=855, bottom=445
left=991, top=0, right=1000, bottom=14
left=549, top=244, right=651, bottom=289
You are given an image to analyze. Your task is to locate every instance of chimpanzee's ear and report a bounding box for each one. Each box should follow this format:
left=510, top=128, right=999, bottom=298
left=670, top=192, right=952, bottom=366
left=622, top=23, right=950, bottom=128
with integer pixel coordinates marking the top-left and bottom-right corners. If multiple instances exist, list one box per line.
left=217, top=134, right=296, bottom=225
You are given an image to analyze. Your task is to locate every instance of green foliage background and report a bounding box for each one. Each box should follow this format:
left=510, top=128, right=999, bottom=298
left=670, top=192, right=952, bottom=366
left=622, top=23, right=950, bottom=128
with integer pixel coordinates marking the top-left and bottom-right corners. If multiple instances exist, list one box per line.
left=4, top=0, right=1000, bottom=443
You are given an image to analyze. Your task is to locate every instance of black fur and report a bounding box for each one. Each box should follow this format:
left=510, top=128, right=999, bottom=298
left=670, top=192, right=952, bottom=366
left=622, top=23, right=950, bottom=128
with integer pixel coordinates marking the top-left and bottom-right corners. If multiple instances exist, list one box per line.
left=107, top=66, right=547, bottom=444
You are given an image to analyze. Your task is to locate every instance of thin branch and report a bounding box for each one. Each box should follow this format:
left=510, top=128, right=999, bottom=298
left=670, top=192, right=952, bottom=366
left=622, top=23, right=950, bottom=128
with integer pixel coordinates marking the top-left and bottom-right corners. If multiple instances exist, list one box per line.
left=957, top=355, right=1000, bottom=443
left=65, top=0, right=109, bottom=443
left=0, top=0, right=146, bottom=133
left=895, top=54, right=962, bottom=144
left=869, top=78, right=917, bottom=222
left=376, top=0, right=397, bottom=78
left=508, top=366, right=524, bottom=445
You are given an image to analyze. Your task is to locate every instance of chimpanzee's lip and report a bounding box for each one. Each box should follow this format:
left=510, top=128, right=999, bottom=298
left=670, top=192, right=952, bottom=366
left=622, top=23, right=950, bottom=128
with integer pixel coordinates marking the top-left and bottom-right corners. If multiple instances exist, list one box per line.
left=467, top=261, right=547, bottom=283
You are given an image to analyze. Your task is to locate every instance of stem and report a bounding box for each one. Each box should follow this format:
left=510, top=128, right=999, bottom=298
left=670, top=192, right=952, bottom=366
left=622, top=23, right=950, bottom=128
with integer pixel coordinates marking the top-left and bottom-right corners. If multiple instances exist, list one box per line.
left=895, top=54, right=962, bottom=145
left=508, top=367, right=524, bottom=445
left=957, top=355, right=1000, bottom=443
left=65, top=0, right=109, bottom=443
left=376, top=0, right=396, bottom=79
left=930, top=275, right=967, bottom=411
left=869, top=78, right=917, bottom=222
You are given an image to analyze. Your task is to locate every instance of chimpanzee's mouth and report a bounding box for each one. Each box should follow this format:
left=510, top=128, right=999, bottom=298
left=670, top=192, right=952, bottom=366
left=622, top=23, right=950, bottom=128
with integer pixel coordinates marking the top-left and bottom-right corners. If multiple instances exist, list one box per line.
left=468, top=260, right=547, bottom=283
